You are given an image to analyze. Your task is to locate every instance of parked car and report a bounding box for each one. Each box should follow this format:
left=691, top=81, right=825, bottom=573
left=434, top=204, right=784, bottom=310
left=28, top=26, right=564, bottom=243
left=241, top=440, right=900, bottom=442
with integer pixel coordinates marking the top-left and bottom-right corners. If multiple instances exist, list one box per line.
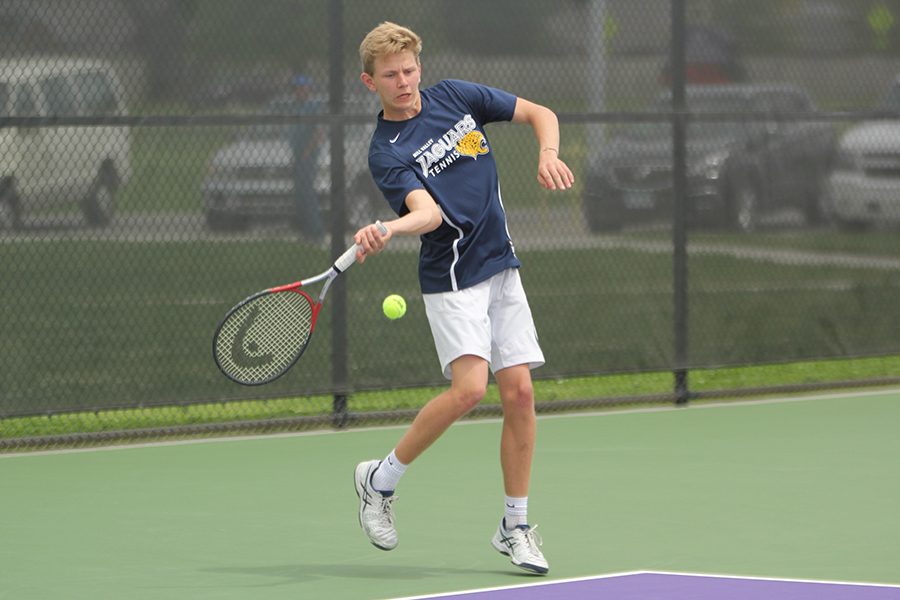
left=202, top=95, right=383, bottom=232
left=824, top=74, right=900, bottom=230
left=0, top=58, right=131, bottom=229
left=582, top=84, right=836, bottom=232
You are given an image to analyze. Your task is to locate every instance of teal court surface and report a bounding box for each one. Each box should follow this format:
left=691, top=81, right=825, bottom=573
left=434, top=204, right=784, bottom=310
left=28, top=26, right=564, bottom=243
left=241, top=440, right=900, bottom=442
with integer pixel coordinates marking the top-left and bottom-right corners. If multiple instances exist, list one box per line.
left=1, top=389, right=898, bottom=600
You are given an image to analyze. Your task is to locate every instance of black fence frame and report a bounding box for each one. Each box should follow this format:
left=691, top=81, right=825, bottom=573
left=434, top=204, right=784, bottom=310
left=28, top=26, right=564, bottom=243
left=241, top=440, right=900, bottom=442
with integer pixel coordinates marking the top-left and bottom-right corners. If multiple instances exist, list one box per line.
left=3, top=0, right=900, bottom=447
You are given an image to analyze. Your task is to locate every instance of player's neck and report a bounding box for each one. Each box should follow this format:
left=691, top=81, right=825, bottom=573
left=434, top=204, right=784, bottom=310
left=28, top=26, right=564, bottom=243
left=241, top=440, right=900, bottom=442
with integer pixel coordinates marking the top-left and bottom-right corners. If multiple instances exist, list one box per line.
left=382, top=93, right=422, bottom=122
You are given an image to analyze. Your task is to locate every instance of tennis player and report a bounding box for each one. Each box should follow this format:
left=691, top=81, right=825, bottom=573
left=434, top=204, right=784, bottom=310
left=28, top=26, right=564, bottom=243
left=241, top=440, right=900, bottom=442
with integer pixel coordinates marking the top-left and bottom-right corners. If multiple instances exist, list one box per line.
left=351, top=21, right=574, bottom=575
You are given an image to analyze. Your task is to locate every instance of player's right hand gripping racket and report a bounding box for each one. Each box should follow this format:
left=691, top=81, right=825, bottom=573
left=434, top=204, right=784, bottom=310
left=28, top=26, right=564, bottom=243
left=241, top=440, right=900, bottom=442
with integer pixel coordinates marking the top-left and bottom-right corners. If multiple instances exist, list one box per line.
left=213, top=221, right=388, bottom=386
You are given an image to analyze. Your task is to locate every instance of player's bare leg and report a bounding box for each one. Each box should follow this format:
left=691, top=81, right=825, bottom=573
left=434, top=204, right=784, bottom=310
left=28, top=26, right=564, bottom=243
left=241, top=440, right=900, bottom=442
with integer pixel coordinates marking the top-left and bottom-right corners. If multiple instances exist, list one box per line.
left=356, top=355, right=488, bottom=550
left=496, top=363, right=536, bottom=497
left=491, top=363, right=548, bottom=574
left=394, top=354, right=488, bottom=464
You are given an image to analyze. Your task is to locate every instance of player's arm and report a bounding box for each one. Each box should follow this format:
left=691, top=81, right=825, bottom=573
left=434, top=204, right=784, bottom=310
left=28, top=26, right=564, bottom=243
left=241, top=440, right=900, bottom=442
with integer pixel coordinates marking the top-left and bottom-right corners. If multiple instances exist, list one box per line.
left=511, top=97, right=575, bottom=191
left=391, top=189, right=443, bottom=236
left=354, top=189, right=442, bottom=261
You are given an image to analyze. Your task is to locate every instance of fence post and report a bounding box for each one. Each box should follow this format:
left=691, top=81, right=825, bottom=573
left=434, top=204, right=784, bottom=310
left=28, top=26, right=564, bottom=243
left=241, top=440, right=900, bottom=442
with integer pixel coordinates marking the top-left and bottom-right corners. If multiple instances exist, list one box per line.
left=671, top=0, right=690, bottom=405
left=328, top=0, right=350, bottom=427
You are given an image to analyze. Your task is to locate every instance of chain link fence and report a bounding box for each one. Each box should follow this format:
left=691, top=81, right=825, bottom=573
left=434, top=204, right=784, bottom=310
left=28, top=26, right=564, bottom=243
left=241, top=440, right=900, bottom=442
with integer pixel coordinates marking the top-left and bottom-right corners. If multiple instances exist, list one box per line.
left=2, top=0, right=900, bottom=448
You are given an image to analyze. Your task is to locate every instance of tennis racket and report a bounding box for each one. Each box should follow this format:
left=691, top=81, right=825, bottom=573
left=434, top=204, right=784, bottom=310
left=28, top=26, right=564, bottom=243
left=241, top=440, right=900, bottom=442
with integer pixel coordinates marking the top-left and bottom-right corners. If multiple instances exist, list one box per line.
left=213, top=221, right=387, bottom=385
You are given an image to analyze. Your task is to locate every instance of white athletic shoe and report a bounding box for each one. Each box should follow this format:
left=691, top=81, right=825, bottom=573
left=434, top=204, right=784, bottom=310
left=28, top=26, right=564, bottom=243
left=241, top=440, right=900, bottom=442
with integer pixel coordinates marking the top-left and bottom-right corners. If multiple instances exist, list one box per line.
left=354, top=460, right=398, bottom=550
left=491, top=519, right=549, bottom=574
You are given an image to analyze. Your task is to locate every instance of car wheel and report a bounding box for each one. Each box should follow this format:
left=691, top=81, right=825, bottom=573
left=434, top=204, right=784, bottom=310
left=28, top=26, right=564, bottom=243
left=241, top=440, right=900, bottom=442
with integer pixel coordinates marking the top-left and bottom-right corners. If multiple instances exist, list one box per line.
left=83, top=170, right=118, bottom=227
left=0, top=184, right=22, bottom=230
left=728, top=181, right=759, bottom=232
left=803, top=168, right=826, bottom=226
left=204, top=193, right=249, bottom=231
left=833, top=217, right=869, bottom=232
left=206, top=209, right=249, bottom=232
left=582, top=191, right=623, bottom=233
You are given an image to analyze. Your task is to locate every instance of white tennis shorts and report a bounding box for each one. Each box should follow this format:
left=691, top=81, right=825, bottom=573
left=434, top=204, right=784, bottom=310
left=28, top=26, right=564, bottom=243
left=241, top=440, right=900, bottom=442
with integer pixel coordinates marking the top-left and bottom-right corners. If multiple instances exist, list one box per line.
left=422, top=268, right=545, bottom=380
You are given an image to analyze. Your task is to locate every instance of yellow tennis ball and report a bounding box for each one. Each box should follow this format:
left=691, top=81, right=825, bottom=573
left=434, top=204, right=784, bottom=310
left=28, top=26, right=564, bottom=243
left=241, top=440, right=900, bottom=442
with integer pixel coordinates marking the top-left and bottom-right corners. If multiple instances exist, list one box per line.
left=382, top=294, right=406, bottom=320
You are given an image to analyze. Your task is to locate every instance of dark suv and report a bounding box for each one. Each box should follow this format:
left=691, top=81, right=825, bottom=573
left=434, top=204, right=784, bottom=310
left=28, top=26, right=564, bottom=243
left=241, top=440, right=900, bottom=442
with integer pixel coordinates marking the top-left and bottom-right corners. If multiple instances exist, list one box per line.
left=582, top=84, right=836, bottom=232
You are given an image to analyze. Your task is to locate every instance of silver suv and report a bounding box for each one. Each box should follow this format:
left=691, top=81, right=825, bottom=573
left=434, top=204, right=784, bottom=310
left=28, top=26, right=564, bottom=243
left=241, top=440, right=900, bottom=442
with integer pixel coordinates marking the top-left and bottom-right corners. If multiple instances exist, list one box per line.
left=0, top=58, right=131, bottom=229
left=202, top=95, right=382, bottom=232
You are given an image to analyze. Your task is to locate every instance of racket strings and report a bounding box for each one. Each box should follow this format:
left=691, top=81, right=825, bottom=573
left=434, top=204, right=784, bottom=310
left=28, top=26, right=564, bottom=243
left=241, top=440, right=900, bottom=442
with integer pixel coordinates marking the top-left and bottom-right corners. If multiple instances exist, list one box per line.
left=215, top=291, right=314, bottom=385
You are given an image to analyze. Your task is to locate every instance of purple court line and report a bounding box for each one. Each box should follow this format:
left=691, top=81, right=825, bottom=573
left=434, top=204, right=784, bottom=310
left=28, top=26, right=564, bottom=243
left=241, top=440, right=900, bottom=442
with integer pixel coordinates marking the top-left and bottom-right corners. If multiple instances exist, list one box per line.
left=391, top=571, right=900, bottom=600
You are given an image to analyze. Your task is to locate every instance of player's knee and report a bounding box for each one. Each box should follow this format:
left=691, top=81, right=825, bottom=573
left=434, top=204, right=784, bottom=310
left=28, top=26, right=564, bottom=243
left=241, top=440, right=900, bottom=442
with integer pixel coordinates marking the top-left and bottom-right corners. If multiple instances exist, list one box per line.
left=502, top=380, right=535, bottom=412
left=451, top=382, right=487, bottom=413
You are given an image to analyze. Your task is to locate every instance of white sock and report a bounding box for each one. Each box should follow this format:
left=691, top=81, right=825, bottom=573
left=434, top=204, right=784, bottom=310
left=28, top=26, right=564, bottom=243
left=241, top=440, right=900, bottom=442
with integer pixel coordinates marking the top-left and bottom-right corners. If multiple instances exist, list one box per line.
left=370, top=450, right=407, bottom=494
left=504, top=495, right=528, bottom=529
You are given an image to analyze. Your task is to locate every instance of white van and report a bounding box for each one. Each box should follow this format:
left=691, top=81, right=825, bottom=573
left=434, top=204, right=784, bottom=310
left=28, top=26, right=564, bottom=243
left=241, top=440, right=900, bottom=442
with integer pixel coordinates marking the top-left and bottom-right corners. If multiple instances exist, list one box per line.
left=0, top=58, right=131, bottom=229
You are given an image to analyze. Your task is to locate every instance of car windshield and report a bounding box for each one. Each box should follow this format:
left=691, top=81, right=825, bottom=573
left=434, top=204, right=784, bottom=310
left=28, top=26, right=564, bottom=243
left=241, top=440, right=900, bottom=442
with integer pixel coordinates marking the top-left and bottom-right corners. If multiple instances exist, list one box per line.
left=615, top=94, right=749, bottom=142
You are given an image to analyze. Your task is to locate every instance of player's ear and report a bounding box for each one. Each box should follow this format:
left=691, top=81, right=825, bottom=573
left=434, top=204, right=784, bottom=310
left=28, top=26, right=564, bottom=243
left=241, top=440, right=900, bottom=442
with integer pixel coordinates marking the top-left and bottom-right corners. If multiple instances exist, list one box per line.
left=360, top=72, right=376, bottom=92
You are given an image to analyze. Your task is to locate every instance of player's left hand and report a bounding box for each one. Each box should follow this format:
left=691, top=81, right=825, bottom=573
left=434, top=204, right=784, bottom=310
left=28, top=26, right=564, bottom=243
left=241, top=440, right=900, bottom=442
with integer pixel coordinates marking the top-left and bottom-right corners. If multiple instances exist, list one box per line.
left=537, top=151, right=575, bottom=191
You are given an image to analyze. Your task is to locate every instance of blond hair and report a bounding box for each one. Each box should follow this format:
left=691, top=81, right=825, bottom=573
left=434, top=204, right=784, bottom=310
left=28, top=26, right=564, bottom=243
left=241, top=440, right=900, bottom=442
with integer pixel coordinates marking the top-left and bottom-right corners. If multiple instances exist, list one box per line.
left=359, top=21, right=422, bottom=76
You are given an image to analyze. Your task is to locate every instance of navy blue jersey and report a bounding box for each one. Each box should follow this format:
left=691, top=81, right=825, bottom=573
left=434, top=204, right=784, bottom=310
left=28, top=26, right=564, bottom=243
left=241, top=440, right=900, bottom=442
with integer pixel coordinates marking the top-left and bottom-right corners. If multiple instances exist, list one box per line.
left=368, top=79, right=520, bottom=293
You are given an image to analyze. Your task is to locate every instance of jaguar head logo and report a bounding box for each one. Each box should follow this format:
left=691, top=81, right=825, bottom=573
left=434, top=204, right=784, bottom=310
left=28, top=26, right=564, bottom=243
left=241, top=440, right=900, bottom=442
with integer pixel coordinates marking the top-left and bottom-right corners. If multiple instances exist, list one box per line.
left=456, top=130, right=489, bottom=159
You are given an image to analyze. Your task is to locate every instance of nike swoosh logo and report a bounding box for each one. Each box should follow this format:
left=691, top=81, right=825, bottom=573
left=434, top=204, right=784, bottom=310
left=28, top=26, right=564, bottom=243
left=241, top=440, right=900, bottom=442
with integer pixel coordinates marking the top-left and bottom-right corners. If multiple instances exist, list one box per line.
left=389, top=132, right=400, bottom=144
left=230, top=306, right=274, bottom=369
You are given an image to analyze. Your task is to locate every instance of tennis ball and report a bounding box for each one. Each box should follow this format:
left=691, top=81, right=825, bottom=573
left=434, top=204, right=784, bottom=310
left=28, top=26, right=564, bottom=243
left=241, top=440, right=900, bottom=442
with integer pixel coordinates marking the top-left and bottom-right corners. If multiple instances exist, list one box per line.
left=382, top=294, right=406, bottom=320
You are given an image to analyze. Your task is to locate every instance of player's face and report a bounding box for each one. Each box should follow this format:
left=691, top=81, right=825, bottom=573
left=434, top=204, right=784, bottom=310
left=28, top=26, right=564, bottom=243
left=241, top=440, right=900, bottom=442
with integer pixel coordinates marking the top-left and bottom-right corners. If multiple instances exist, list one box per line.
left=362, top=51, right=422, bottom=120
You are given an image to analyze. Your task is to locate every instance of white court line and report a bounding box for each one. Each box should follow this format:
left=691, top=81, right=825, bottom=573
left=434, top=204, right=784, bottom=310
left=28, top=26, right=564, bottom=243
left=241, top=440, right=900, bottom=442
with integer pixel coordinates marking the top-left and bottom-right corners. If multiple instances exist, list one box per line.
left=381, top=571, right=646, bottom=600
left=648, top=570, right=900, bottom=588
left=2, top=386, right=899, bottom=460
left=383, top=570, right=900, bottom=600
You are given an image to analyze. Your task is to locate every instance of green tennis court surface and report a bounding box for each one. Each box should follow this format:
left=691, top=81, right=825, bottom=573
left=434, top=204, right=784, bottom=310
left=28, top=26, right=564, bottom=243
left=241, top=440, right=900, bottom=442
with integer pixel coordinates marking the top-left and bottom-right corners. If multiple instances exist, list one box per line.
left=2, top=390, right=898, bottom=600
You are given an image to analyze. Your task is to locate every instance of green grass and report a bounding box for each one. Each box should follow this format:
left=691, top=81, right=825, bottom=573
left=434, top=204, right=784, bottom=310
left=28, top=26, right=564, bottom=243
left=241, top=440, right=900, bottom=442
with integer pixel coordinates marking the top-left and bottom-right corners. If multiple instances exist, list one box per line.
left=2, top=354, right=898, bottom=442
left=2, top=236, right=899, bottom=419
left=3, top=238, right=900, bottom=415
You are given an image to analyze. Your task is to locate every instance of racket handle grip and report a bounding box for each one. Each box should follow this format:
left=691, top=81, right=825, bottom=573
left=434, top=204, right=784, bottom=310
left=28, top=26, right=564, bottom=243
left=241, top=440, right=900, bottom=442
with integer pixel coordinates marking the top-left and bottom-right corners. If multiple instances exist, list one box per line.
left=333, top=220, right=389, bottom=273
